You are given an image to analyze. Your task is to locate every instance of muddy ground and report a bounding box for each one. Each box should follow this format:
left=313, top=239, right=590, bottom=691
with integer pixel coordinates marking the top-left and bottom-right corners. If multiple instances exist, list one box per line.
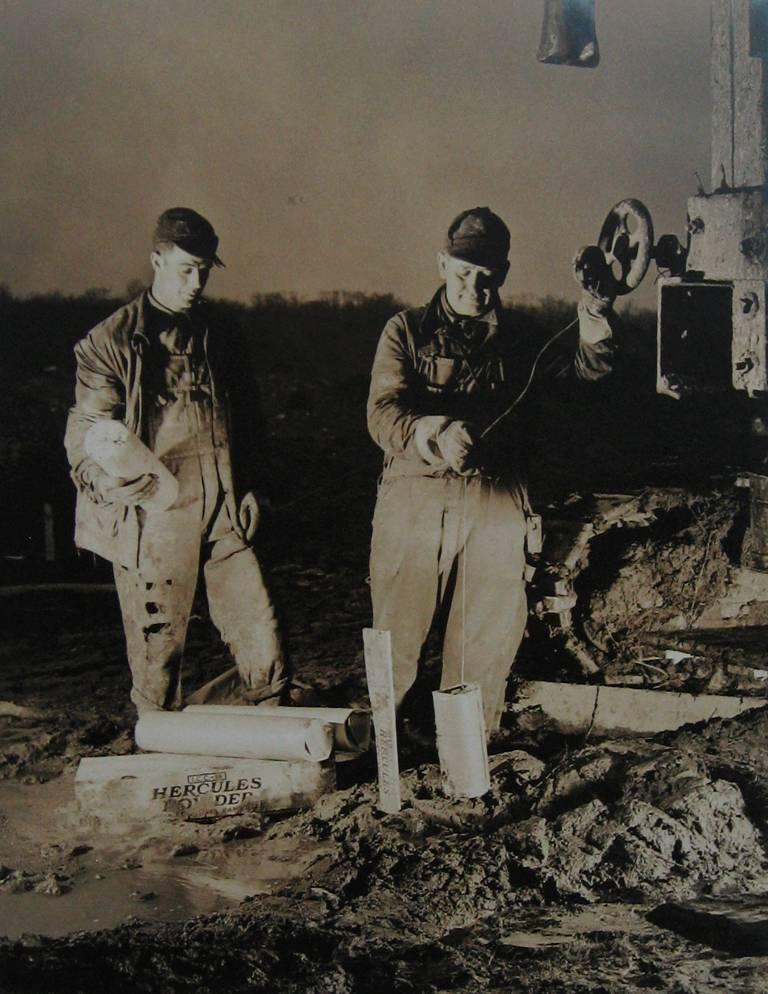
left=3, top=294, right=768, bottom=992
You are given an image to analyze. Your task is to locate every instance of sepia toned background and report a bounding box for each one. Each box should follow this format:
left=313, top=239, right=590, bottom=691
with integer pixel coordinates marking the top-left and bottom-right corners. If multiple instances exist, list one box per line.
left=1, top=0, right=707, bottom=306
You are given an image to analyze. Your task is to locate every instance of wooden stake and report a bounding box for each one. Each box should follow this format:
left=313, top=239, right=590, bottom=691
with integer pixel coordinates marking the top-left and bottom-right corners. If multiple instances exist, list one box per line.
left=43, top=503, right=55, bottom=562
left=362, top=628, right=401, bottom=813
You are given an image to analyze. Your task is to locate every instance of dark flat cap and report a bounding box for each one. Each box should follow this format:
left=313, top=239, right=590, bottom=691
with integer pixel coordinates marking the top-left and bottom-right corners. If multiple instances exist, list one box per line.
left=153, top=207, right=224, bottom=267
left=444, top=207, right=510, bottom=270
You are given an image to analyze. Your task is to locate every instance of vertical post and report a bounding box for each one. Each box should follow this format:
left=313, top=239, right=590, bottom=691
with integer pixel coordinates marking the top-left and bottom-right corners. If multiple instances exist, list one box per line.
left=735, top=1, right=768, bottom=185
left=711, top=0, right=768, bottom=189
left=43, top=502, right=55, bottom=563
left=362, top=628, right=401, bottom=814
left=711, top=0, right=736, bottom=187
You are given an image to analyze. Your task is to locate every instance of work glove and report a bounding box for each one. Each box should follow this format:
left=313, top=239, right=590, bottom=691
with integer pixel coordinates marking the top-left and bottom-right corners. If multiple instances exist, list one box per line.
left=573, top=245, right=617, bottom=319
left=572, top=247, right=617, bottom=345
left=76, top=457, right=159, bottom=506
left=580, top=286, right=614, bottom=318
left=437, top=420, right=480, bottom=475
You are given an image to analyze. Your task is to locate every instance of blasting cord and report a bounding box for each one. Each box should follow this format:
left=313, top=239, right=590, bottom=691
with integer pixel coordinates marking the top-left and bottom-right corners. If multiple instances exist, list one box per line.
left=275, top=312, right=580, bottom=514
left=480, top=315, right=579, bottom=440
left=463, top=313, right=579, bottom=684
left=461, top=474, right=468, bottom=687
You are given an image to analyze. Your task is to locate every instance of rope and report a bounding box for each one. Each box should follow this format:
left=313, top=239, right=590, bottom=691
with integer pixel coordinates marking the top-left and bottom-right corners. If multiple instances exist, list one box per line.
left=460, top=474, right=468, bottom=687
left=480, top=315, right=579, bottom=439
left=271, top=311, right=581, bottom=513
left=459, top=309, right=579, bottom=695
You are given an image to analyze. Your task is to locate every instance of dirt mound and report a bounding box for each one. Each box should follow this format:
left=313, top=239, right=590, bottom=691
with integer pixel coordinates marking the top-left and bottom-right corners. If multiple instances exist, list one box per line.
left=269, top=725, right=768, bottom=928
left=4, top=708, right=768, bottom=993
left=521, top=487, right=768, bottom=692
left=580, top=489, right=739, bottom=649
left=3, top=478, right=768, bottom=992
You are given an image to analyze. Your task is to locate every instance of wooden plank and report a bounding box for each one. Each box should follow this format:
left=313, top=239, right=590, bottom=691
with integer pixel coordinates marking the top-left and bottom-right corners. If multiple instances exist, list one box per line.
left=685, top=192, right=768, bottom=279
left=75, top=753, right=335, bottom=828
left=710, top=0, right=768, bottom=189
left=43, top=503, right=55, bottom=562
left=733, top=0, right=768, bottom=187
left=732, top=280, right=768, bottom=394
left=509, top=680, right=766, bottom=736
left=0, top=583, right=116, bottom=597
left=362, top=628, right=401, bottom=813
left=648, top=898, right=768, bottom=955
left=540, top=519, right=593, bottom=569
left=711, top=0, right=735, bottom=188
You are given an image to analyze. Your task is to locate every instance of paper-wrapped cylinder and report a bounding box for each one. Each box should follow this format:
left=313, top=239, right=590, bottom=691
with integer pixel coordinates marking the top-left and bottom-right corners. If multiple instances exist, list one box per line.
left=184, top=704, right=371, bottom=754
left=85, top=420, right=178, bottom=511
left=432, top=684, right=490, bottom=798
left=135, top=711, right=333, bottom=762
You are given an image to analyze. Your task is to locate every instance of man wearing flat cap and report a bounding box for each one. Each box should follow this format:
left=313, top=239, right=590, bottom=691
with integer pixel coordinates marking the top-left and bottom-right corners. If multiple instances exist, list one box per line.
left=65, top=208, right=287, bottom=713
left=367, top=206, right=617, bottom=736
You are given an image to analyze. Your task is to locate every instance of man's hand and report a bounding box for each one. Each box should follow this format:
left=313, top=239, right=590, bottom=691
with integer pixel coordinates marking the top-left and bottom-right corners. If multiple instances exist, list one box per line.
left=238, top=492, right=261, bottom=542
left=573, top=245, right=617, bottom=324
left=437, top=421, right=480, bottom=475
left=580, top=286, right=615, bottom=317
left=104, top=473, right=160, bottom=505
left=79, top=457, right=160, bottom=506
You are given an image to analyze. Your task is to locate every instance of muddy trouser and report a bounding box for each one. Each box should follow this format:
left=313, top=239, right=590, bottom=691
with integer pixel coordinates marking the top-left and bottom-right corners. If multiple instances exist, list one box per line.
left=114, top=450, right=285, bottom=713
left=369, top=474, right=528, bottom=733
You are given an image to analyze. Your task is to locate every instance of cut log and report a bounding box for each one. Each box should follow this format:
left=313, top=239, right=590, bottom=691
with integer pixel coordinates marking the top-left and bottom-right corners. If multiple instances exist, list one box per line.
left=648, top=898, right=768, bottom=956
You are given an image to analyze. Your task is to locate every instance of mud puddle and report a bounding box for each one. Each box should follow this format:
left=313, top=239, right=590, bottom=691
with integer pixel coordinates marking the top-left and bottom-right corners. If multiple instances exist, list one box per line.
left=0, top=775, right=331, bottom=941
left=0, top=864, right=237, bottom=939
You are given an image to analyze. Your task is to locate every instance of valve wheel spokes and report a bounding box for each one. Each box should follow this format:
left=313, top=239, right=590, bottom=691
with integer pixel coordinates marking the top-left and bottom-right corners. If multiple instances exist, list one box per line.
left=597, top=198, right=654, bottom=295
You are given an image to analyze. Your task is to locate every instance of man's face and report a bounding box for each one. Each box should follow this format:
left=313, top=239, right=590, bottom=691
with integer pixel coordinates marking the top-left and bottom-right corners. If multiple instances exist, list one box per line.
left=437, top=252, right=509, bottom=317
left=150, top=243, right=213, bottom=313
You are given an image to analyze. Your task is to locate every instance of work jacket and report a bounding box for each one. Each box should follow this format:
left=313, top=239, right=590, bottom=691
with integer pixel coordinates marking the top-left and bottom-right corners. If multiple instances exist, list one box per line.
left=64, top=292, right=266, bottom=567
left=367, top=288, right=619, bottom=484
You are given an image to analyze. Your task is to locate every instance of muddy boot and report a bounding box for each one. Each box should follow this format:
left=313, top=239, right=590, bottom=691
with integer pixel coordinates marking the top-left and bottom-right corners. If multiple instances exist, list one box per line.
left=286, top=680, right=329, bottom=708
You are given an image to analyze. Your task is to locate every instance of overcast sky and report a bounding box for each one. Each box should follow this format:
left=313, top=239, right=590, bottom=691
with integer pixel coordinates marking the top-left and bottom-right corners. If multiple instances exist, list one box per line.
left=1, top=1, right=710, bottom=307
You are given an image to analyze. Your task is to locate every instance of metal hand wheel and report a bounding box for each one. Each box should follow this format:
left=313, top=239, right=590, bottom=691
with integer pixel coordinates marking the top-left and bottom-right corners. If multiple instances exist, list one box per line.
left=596, top=198, right=654, bottom=295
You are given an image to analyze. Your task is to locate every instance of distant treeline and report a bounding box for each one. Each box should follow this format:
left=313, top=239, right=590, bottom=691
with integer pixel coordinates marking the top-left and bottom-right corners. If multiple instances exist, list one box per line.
left=0, top=285, right=404, bottom=381
left=0, top=283, right=656, bottom=384
left=0, top=285, right=658, bottom=565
